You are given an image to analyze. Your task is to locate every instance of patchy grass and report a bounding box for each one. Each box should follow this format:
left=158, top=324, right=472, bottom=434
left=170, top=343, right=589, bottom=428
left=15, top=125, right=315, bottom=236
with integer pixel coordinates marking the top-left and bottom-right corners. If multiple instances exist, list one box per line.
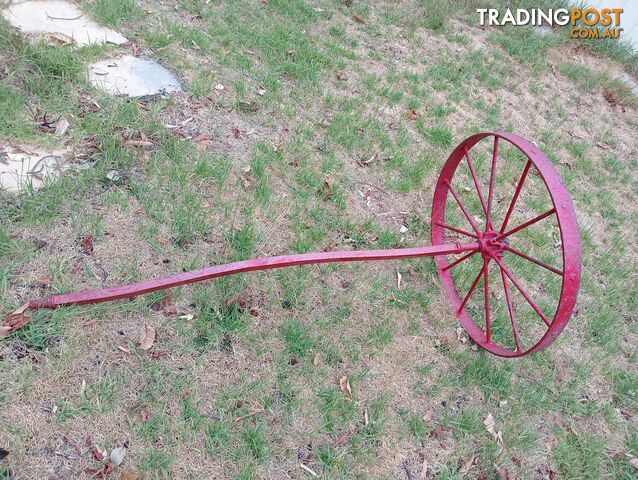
left=1, top=1, right=637, bottom=479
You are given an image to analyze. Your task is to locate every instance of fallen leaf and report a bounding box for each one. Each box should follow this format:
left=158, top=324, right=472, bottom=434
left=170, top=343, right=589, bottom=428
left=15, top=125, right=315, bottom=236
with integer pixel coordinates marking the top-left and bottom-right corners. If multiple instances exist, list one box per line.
left=124, top=140, right=153, bottom=147
left=233, top=407, right=264, bottom=422
left=1, top=306, right=32, bottom=337
left=484, top=413, right=505, bottom=449
left=484, top=413, right=495, bottom=435
left=459, top=455, right=477, bottom=476
left=140, top=406, right=151, bottom=421
left=117, top=346, right=131, bottom=354
left=120, top=473, right=140, bottom=480
left=352, top=14, right=367, bottom=24
left=110, top=442, right=128, bottom=466
left=421, top=455, right=428, bottom=478
left=151, top=349, right=168, bottom=360
left=430, top=425, right=447, bottom=439
left=47, top=32, right=73, bottom=45
left=319, top=180, right=333, bottom=199
left=54, top=117, right=70, bottom=137
left=339, top=375, right=352, bottom=401
left=397, top=270, right=402, bottom=290
left=495, top=466, right=510, bottom=479
left=196, top=140, right=210, bottom=152
left=0, top=325, right=13, bottom=339
left=407, top=110, right=420, bottom=120
left=86, top=436, right=104, bottom=461
left=36, top=275, right=51, bottom=286
left=162, top=301, right=177, bottom=316
left=81, top=235, right=94, bottom=255
left=0, top=447, right=8, bottom=461
left=139, top=323, right=155, bottom=350
left=312, top=352, right=320, bottom=367
left=331, top=429, right=354, bottom=448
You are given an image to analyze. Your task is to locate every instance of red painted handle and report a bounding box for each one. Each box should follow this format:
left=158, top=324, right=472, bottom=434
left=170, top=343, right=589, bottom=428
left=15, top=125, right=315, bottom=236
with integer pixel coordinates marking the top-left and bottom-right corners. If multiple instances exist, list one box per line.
left=28, top=242, right=479, bottom=310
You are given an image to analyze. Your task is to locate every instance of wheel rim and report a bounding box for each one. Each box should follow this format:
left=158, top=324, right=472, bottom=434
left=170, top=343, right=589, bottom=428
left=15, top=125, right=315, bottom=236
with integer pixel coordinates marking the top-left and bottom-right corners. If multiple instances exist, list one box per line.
left=431, top=132, right=581, bottom=357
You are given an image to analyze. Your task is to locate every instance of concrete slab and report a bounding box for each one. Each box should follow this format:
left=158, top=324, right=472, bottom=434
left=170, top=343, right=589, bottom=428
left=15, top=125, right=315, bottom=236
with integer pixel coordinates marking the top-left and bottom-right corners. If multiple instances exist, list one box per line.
left=1, top=1, right=127, bottom=46
left=0, top=145, right=68, bottom=192
left=617, top=72, right=638, bottom=96
left=88, top=55, right=182, bottom=98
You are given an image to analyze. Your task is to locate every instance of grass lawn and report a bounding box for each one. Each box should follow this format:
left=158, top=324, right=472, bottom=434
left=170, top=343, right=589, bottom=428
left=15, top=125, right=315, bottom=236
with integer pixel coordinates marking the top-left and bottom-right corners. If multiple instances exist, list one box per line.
left=1, top=1, right=637, bottom=479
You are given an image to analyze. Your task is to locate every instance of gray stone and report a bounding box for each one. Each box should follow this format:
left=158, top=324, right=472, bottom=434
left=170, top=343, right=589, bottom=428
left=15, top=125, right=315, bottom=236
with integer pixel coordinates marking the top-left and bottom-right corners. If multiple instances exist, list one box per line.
left=533, top=25, right=554, bottom=37
left=617, top=72, right=638, bottom=96
left=88, top=55, right=182, bottom=98
left=1, top=0, right=127, bottom=46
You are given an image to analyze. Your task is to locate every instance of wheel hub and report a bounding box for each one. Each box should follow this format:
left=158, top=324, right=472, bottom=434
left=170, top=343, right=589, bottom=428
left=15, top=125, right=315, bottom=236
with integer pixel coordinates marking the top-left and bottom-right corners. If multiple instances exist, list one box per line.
left=478, top=230, right=506, bottom=260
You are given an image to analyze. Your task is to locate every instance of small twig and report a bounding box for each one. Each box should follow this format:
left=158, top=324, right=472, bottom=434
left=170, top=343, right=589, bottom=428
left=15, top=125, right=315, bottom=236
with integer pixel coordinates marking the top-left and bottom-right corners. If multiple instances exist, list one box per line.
left=27, top=154, right=63, bottom=176
left=233, top=407, right=264, bottom=422
left=46, top=12, right=83, bottom=21
left=300, top=463, right=318, bottom=477
left=402, top=460, right=414, bottom=480
left=355, top=181, right=390, bottom=196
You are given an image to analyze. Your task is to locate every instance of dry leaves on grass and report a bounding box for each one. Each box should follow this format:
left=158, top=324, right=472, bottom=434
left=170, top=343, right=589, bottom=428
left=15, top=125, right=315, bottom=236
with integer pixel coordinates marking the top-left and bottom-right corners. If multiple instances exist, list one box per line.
left=138, top=323, right=156, bottom=350
left=352, top=14, right=366, bottom=24
left=459, top=455, right=477, bottom=476
left=331, top=429, right=355, bottom=448
left=484, top=413, right=505, bottom=449
left=1, top=304, right=31, bottom=338
left=151, top=294, right=177, bottom=316
left=54, top=117, right=70, bottom=137
left=234, top=407, right=265, bottom=422
left=120, top=473, right=140, bottom=480
left=339, top=375, right=352, bottom=401
left=81, top=234, right=94, bottom=255
left=495, top=466, right=510, bottom=479
left=407, top=110, right=420, bottom=120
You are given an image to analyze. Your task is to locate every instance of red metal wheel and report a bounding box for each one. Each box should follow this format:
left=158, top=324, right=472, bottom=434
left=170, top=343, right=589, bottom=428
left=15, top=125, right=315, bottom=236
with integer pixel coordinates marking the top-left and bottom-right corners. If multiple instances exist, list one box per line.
left=431, top=132, right=581, bottom=357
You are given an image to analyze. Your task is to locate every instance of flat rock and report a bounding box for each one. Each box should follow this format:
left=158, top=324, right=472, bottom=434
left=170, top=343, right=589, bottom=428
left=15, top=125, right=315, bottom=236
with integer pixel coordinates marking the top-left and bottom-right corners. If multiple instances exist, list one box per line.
left=1, top=0, right=127, bottom=46
left=617, top=72, right=638, bottom=96
left=0, top=145, right=68, bottom=192
left=88, top=55, right=182, bottom=98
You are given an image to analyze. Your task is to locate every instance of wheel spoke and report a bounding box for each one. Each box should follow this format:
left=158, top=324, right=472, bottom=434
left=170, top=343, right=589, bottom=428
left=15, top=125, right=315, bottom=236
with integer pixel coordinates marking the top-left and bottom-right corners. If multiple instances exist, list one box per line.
left=457, top=263, right=485, bottom=314
left=438, top=222, right=478, bottom=239
left=500, top=268, right=522, bottom=353
left=483, top=258, right=491, bottom=342
left=499, top=208, right=556, bottom=240
left=446, top=181, right=481, bottom=235
left=487, top=136, right=499, bottom=225
left=503, top=245, right=563, bottom=276
left=464, top=147, right=488, bottom=218
left=492, top=256, right=551, bottom=327
left=500, top=159, right=531, bottom=233
left=442, top=251, right=477, bottom=272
